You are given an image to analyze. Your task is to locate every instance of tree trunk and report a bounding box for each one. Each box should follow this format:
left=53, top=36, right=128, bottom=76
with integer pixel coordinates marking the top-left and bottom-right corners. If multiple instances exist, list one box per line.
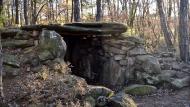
left=168, top=0, right=172, bottom=18
left=0, top=35, right=3, bottom=104
left=66, top=0, right=69, bottom=22
left=0, top=0, right=4, bottom=103
left=71, top=0, right=74, bottom=22
left=15, top=0, right=19, bottom=24
left=96, top=0, right=102, bottom=21
left=23, top=0, right=28, bottom=25
left=157, top=0, right=173, bottom=49
left=128, top=0, right=139, bottom=28
left=32, top=0, right=37, bottom=24
left=73, top=0, right=81, bottom=22
left=31, top=0, right=37, bottom=24
left=0, top=0, right=2, bottom=13
left=106, top=0, right=113, bottom=22
left=11, top=0, right=14, bottom=25
left=179, top=0, right=189, bottom=62
left=80, top=0, right=83, bottom=20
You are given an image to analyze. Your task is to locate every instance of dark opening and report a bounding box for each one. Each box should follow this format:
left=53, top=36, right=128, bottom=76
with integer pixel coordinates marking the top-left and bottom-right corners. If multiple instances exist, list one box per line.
left=63, top=36, right=104, bottom=84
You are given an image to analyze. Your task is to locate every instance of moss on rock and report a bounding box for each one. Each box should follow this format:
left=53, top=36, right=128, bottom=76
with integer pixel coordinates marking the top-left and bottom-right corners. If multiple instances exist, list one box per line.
left=124, top=84, right=157, bottom=96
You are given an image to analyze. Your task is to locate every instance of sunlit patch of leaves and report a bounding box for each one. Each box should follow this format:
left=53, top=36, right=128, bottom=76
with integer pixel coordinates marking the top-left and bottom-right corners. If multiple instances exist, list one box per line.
left=37, top=65, right=49, bottom=80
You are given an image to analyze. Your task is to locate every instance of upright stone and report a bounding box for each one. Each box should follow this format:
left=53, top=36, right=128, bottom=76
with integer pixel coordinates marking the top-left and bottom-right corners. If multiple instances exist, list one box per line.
left=101, top=58, right=125, bottom=89
left=38, top=30, right=67, bottom=60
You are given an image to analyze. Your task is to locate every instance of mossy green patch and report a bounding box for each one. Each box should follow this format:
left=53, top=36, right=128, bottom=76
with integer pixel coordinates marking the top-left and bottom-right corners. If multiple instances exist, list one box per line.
left=124, top=84, right=157, bottom=96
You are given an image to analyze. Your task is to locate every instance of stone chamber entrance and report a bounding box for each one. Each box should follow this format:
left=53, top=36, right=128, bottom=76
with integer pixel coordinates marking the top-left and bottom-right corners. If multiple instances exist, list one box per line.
left=18, top=23, right=129, bottom=90
left=63, top=36, right=104, bottom=84
left=3, top=22, right=188, bottom=91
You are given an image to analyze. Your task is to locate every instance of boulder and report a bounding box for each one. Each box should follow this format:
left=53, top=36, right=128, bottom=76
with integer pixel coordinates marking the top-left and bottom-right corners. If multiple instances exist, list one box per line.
left=171, top=62, right=180, bottom=71
left=158, top=70, right=177, bottom=82
left=96, top=96, right=109, bottom=106
left=128, top=47, right=147, bottom=56
left=126, top=57, right=135, bottom=66
left=38, top=50, right=54, bottom=61
left=2, top=39, right=34, bottom=48
left=135, top=55, right=161, bottom=74
left=108, top=46, right=126, bottom=54
left=3, top=65, right=19, bottom=77
left=86, top=85, right=114, bottom=99
left=114, top=55, right=126, bottom=61
left=84, top=96, right=96, bottom=107
left=120, top=60, right=128, bottom=66
left=171, top=76, right=190, bottom=89
left=1, top=28, right=21, bottom=38
left=3, top=54, right=20, bottom=68
left=125, top=36, right=144, bottom=45
left=123, top=84, right=157, bottom=96
left=103, top=39, right=134, bottom=47
left=14, top=30, right=32, bottom=40
left=141, top=73, right=160, bottom=85
left=101, top=58, right=125, bottom=89
left=160, top=63, right=172, bottom=70
left=129, top=71, right=159, bottom=85
left=22, top=50, right=40, bottom=67
left=108, top=92, right=137, bottom=107
left=161, top=52, right=174, bottom=57
left=38, top=30, right=67, bottom=60
left=121, top=46, right=131, bottom=51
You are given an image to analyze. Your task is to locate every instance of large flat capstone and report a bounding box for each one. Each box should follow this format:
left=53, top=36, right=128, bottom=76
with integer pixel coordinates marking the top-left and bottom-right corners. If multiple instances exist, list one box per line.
left=20, top=22, right=127, bottom=36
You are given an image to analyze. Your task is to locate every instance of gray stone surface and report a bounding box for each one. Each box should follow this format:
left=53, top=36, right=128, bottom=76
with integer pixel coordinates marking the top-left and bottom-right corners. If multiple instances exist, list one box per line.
left=158, top=70, right=177, bottom=81
left=101, top=58, right=125, bottom=88
left=3, top=65, right=20, bottom=77
left=108, top=47, right=126, bottom=54
left=135, top=55, right=161, bottom=74
left=128, top=47, right=147, bottom=56
left=120, top=60, right=128, bottom=66
left=2, top=40, right=34, bottom=48
left=38, top=30, right=67, bottom=60
left=86, top=85, right=114, bottom=99
left=171, top=77, right=190, bottom=89
left=114, top=55, right=125, bottom=61
left=108, top=92, right=137, bottom=107
left=3, top=54, right=20, bottom=68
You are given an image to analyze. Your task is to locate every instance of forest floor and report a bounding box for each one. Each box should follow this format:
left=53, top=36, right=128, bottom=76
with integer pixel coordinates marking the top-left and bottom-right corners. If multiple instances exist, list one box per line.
left=3, top=70, right=190, bottom=107
left=133, top=87, right=190, bottom=107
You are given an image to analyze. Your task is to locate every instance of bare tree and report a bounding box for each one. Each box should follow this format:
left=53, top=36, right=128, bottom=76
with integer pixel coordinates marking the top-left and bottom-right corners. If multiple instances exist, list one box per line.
left=31, top=0, right=47, bottom=24
left=23, top=0, right=28, bottom=25
left=167, top=0, right=172, bottom=18
left=128, top=0, right=139, bottom=28
left=179, top=0, right=189, bottom=62
left=0, top=0, right=2, bottom=13
left=0, top=32, right=3, bottom=103
left=15, top=0, right=19, bottom=24
left=66, top=0, right=69, bottom=22
left=157, top=0, right=173, bottom=49
left=0, top=0, right=4, bottom=102
left=74, top=0, right=81, bottom=22
left=96, top=0, right=102, bottom=21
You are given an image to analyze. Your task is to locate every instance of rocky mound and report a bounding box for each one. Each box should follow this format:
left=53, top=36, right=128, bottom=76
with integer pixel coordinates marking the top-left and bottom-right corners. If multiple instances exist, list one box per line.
left=1, top=29, right=136, bottom=107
